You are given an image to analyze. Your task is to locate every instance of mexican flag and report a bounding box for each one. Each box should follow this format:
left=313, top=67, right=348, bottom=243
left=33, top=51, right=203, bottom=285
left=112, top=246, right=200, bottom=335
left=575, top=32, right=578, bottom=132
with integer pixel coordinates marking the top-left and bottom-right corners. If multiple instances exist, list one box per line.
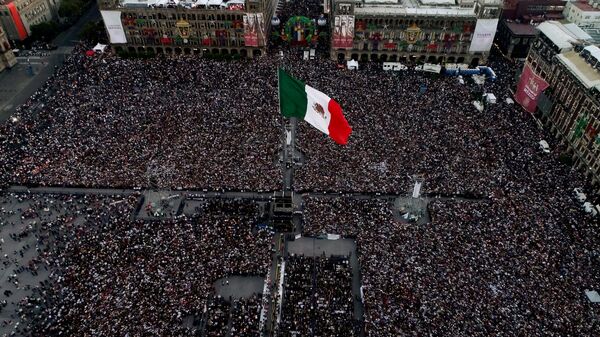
left=278, top=68, right=352, bottom=145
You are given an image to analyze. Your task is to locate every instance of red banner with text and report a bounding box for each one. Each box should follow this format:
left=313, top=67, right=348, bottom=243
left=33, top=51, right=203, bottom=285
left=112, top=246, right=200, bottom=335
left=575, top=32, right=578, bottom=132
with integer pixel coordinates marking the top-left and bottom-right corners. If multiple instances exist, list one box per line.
left=514, top=65, right=549, bottom=113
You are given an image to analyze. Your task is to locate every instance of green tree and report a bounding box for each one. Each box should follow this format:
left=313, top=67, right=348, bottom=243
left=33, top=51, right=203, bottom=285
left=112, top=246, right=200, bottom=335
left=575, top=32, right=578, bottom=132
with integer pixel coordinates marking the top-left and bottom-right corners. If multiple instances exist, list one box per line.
left=30, top=21, right=59, bottom=42
left=59, top=0, right=86, bottom=18
left=79, top=21, right=107, bottom=42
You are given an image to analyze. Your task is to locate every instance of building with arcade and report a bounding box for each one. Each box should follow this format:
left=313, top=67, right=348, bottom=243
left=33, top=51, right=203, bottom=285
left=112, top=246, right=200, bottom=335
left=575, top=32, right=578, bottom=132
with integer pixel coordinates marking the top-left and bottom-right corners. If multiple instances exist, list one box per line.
left=98, top=0, right=277, bottom=57
left=516, top=20, right=600, bottom=185
left=328, top=0, right=502, bottom=66
left=0, top=25, right=16, bottom=72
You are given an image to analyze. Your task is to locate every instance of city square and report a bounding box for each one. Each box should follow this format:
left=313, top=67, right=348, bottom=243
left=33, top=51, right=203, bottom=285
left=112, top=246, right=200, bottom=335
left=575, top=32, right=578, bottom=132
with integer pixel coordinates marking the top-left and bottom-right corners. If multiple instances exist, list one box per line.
left=0, top=0, right=599, bottom=336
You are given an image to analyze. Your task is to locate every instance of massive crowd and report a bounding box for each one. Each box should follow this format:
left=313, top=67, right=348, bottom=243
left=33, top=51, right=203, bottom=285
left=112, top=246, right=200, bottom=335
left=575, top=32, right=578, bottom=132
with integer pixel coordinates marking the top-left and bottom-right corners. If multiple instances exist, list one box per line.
left=230, top=294, right=263, bottom=336
left=0, top=195, right=272, bottom=336
left=0, top=5, right=598, bottom=334
left=303, top=192, right=600, bottom=335
left=0, top=41, right=574, bottom=199
left=279, top=254, right=356, bottom=336
left=290, top=55, right=552, bottom=196
left=0, top=49, right=283, bottom=190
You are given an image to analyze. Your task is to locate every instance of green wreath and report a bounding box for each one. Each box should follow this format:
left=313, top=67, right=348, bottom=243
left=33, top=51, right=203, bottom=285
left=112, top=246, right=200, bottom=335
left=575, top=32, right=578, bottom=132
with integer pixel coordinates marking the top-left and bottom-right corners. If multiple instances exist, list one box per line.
left=285, top=16, right=315, bottom=43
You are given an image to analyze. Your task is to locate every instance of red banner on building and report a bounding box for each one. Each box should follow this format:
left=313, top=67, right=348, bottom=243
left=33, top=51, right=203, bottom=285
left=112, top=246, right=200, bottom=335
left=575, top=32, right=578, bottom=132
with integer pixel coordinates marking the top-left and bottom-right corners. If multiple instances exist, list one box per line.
left=514, top=64, right=549, bottom=113
left=7, top=3, right=27, bottom=40
left=243, top=13, right=258, bottom=47
left=332, top=15, right=354, bottom=49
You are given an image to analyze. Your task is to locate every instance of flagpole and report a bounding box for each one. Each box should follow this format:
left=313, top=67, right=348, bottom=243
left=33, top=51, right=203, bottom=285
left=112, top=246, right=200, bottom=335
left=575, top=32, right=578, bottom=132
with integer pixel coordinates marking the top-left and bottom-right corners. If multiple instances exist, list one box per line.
left=278, top=67, right=289, bottom=193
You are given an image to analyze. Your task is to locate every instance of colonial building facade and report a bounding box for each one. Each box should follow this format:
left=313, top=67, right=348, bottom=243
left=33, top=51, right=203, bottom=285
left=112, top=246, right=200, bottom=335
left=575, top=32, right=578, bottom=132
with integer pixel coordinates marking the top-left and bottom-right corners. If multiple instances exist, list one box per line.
left=328, top=0, right=502, bottom=65
left=0, top=24, right=16, bottom=72
left=98, top=0, right=277, bottom=57
left=522, top=21, right=600, bottom=186
left=0, top=0, right=60, bottom=41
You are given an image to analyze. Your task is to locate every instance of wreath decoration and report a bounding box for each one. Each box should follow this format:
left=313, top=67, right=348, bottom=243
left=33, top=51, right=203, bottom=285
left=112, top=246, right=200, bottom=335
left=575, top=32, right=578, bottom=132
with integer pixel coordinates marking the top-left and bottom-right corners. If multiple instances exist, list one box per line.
left=284, top=16, right=315, bottom=43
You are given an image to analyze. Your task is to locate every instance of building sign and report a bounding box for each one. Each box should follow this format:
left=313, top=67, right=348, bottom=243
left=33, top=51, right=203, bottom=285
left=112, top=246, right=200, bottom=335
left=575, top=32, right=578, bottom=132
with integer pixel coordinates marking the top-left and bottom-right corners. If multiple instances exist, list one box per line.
left=332, top=15, right=354, bottom=49
left=514, top=64, right=549, bottom=113
left=468, top=19, right=498, bottom=53
left=243, top=13, right=258, bottom=47
left=101, top=10, right=127, bottom=44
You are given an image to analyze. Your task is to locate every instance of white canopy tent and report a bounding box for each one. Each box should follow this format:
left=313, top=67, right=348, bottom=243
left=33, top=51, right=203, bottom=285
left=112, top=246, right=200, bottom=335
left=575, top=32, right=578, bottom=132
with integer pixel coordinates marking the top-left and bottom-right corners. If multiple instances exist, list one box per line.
left=93, top=43, right=108, bottom=53
left=347, top=59, right=359, bottom=70
left=207, top=0, right=224, bottom=6
left=484, top=93, right=497, bottom=104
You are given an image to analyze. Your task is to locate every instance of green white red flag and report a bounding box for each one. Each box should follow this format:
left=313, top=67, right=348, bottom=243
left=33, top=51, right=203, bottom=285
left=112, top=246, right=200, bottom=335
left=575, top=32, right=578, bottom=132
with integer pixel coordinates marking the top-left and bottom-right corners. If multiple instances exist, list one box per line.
left=278, top=68, right=352, bottom=145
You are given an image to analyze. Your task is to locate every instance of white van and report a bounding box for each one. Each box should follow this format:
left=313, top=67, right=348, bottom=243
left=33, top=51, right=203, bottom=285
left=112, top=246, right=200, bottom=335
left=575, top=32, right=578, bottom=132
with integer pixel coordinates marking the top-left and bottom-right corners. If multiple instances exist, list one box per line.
left=539, top=140, right=550, bottom=153
left=574, top=188, right=587, bottom=202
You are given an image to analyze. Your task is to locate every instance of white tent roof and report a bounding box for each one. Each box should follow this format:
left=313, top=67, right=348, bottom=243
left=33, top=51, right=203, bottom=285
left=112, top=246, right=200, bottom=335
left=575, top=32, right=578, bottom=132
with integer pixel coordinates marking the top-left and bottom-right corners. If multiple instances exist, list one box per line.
left=93, top=43, right=107, bottom=52
left=347, top=59, right=359, bottom=70
left=419, top=0, right=456, bottom=4
left=537, top=21, right=577, bottom=50
left=584, top=45, right=600, bottom=62
left=563, top=23, right=593, bottom=41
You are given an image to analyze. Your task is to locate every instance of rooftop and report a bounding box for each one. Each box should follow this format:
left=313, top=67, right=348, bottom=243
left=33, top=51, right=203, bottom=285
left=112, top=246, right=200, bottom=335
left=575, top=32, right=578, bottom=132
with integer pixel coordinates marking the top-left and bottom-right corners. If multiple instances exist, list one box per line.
left=584, top=45, right=600, bottom=60
left=573, top=1, right=600, bottom=12
left=564, top=23, right=594, bottom=41
left=537, top=21, right=579, bottom=50
left=354, top=5, right=476, bottom=16
left=419, top=0, right=456, bottom=5
left=505, top=21, right=538, bottom=36
left=582, top=26, right=600, bottom=43
left=120, top=0, right=244, bottom=8
left=556, top=50, right=600, bottom=89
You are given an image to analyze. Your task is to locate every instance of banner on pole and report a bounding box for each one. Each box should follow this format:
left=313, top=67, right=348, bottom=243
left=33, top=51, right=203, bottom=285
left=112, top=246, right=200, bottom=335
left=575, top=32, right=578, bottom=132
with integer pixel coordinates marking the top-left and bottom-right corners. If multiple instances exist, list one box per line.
left=514, top=64, right=549, bottom=113
left=468, top=19, right=498, bottom=53
left=101, top=10, right=127, bottom=44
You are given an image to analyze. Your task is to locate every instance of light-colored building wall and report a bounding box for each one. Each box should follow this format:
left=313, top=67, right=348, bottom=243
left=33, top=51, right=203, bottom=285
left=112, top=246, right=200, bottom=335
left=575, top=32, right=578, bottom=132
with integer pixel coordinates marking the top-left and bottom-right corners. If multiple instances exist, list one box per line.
left=0, top=0, right=59, bottom=41
left=524, top=21, right=600, bottom=186
left=563, top=0, right=600, bottom=29
left=0, top=25, right=17, bottom=72
left=329, top=0, right=502, bottom=65
left=98, top=0, right=276, bottom=57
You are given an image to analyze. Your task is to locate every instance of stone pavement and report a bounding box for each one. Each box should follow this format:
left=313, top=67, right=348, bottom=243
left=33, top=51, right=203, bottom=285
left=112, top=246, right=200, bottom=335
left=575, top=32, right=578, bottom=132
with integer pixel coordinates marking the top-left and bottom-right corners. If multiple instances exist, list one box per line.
left=0, top=193, right=89, bottom=336
left=0, top=3, right=99, bottom=122
left=214, top=276, right=265, bottom=300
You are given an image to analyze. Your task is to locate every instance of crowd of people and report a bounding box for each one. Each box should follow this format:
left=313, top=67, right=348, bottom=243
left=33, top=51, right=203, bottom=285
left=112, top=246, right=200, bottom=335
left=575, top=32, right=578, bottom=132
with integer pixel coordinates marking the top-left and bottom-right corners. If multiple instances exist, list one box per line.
left=230, top=294, right=263, bottom=336
left=1, top=195, right=273, bottom=336
left=0, top=48, right=284, bottom=191
left=279, top=254, right=356, bottom=336
left=0, top=3, right=598, bottom=334
left=286, top=55, right=544, bottom=196
left=206, top=296, right=230, bottom=336
left=0, top=39, right=578, bottom=200
left=303, top=189, right=600, bottom=336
